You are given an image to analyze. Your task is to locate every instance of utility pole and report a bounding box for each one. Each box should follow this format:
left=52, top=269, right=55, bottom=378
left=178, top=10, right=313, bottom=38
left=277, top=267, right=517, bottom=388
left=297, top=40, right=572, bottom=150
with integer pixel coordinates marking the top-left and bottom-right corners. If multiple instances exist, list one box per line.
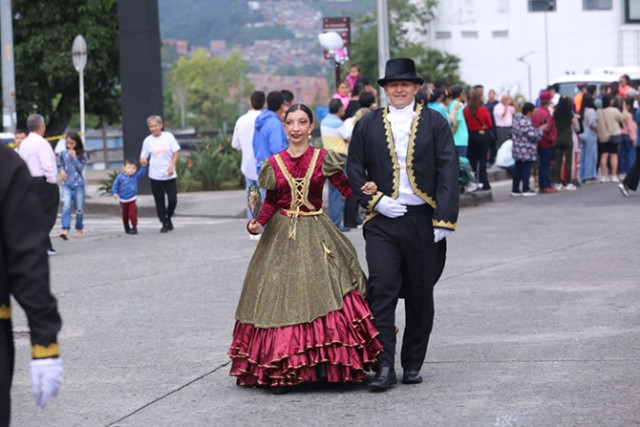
left=1, top=0, right=16, bottom=133
left=377, top=0, right=390, bottom=107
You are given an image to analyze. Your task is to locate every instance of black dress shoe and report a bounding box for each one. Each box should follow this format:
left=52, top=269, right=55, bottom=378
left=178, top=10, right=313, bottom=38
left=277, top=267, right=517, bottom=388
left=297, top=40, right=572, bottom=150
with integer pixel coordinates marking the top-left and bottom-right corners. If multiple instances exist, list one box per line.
left=167, top=218, right=174, bottom=230
left=368, top=367, right=397, bottom=392
left=402, top=369, right=423, bottom=384
left=160, top=224, right=169, bottom=233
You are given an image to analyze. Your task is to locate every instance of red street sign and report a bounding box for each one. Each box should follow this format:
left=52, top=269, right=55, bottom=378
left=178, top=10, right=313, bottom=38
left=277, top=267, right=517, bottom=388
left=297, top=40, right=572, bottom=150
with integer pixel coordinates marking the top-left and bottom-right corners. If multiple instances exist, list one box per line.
left=322, top=17, right=350, bottom=60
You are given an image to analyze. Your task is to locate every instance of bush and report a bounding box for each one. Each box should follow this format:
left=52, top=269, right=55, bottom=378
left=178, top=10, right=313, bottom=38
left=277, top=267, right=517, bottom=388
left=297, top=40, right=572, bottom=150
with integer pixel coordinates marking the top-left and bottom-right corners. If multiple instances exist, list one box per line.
left=185, top=135, right=243, bottom=191
left=98, top=169, right=120, bottom=194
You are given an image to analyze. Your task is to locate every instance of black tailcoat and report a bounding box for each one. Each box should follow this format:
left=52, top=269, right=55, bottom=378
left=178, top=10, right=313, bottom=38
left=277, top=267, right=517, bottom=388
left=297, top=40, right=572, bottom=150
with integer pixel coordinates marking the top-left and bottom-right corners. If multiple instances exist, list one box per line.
left=347, top=103, right=459, bottom=229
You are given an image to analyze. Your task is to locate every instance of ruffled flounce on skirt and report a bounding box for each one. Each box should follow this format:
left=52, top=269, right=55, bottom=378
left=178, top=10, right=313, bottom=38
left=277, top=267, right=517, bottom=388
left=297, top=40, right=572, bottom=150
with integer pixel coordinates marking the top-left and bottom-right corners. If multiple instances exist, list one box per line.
left=228, top=290, right=383, bottom=387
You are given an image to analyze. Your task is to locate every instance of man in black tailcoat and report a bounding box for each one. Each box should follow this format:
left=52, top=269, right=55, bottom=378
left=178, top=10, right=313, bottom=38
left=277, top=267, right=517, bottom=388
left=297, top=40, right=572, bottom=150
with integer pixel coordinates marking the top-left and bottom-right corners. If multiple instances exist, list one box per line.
left=0, top=144, right=63, bottom=423
left=347, top=58, right=459, bottom=392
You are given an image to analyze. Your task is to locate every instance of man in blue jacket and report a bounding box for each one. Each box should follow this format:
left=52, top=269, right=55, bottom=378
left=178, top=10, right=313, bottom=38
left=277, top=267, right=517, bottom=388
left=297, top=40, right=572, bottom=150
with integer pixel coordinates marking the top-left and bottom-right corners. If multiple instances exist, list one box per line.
left=252, top=91, right=288, bottom=176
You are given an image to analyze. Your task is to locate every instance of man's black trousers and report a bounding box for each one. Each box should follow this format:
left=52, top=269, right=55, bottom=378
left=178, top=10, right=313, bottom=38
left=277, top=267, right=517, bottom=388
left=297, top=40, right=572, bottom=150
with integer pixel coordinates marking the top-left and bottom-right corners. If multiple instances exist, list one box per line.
left=364, top=205, right=447, bottom=370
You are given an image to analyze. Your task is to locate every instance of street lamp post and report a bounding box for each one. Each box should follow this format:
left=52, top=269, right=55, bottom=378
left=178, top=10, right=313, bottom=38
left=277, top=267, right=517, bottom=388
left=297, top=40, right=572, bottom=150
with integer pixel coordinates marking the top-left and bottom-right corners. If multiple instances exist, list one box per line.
left=1, top=0, right=16, bottom=133
left=517, top=52, right=534, bottom=102
left=72, top=35, right=87, bottom=143
left=377, top=0, right=390, bottom=107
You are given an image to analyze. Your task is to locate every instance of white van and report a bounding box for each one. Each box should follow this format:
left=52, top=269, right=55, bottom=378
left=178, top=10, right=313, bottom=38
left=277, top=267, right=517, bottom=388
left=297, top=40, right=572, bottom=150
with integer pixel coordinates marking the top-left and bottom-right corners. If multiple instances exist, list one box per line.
left=551, top=65, right=640, bottom=97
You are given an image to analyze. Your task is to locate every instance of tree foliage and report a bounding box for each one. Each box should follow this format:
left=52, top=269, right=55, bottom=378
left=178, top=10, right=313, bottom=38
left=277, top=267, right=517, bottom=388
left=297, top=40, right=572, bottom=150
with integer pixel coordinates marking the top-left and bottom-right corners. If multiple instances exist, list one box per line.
left=349, top=0, right=465, bottom=88
left=12, top=0, right=120, bottom=137
left=168, top=49, right=253, bottom=132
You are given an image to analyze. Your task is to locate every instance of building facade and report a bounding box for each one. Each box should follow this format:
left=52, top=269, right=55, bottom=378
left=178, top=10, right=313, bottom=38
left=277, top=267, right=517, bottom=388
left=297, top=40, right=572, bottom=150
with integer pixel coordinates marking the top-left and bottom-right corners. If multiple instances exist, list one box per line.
left=417, top=0, right=640, bottom=100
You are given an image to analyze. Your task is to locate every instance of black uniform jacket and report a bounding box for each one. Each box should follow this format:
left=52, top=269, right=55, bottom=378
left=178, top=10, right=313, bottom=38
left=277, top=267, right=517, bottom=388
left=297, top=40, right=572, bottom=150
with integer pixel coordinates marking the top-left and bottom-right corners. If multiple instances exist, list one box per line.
left=347, top=103, right=460, bottom=230
left=0, top=145, right=61, bottom=359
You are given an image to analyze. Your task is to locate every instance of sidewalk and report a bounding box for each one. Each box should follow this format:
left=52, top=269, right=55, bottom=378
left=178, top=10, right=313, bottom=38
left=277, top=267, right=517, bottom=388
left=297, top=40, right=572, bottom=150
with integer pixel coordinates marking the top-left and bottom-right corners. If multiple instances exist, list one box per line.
left=84, top=167, right=510, bottom=218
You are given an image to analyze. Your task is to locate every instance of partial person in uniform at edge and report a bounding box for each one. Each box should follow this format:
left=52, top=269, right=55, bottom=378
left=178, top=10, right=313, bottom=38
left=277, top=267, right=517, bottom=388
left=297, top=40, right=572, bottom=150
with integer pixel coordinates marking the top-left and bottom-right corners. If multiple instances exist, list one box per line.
left=139, top=115, right=181, bottom=233
left=348, top=58, right=459, bottom=392
left=1, top=144, right=63, bottom=425
left=18, top=114, right=60, bottom=256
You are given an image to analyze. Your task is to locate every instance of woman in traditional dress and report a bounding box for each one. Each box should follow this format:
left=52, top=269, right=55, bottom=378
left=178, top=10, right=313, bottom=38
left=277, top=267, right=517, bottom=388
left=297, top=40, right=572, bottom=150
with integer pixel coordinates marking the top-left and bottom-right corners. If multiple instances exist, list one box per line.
left=228, top=104, right=383, bottom=391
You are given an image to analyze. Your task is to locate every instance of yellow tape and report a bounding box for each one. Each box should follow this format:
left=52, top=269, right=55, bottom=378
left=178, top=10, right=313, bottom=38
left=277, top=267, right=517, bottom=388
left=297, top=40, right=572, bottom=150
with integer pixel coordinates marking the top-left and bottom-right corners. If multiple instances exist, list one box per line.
left=45, top=131, right=84, bottom=142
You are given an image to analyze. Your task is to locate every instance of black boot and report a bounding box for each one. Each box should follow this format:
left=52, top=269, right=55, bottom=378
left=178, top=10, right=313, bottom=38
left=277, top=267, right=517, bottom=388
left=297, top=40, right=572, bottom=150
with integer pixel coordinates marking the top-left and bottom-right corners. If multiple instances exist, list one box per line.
left=129, top=227, right=138, bottom=235
left=160, top=223, right=169, bottom=233
left=167, top=218, right=174, bottom=231
left=124, top=224, right=131, bottom=234
left=368, top=367, right=397, bottom=392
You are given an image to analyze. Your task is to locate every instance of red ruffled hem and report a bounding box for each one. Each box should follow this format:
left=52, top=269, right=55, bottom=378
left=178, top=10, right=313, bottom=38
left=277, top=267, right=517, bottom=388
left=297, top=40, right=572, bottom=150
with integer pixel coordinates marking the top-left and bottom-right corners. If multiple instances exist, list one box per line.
left=228, top=290, right=383, bottom=387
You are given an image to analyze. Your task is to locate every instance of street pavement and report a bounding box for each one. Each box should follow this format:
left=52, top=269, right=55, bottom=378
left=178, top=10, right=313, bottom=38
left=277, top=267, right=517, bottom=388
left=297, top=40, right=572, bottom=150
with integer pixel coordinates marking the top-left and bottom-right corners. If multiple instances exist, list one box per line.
left=10, top=178, right=640, bottom=427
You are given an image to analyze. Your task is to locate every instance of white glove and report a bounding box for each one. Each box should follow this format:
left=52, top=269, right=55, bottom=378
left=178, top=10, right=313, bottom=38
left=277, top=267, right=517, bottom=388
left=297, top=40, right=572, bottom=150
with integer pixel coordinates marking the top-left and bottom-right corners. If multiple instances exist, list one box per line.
left=374, top=196, right=407, bottom=218
left=30, top=358, right=63, bottom=409
left=434, top=228, right=452, bottom=243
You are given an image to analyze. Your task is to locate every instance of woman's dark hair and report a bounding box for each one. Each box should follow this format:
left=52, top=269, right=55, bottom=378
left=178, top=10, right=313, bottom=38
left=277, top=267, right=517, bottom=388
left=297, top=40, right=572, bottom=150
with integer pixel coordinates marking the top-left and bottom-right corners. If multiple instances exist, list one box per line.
left=66, top=131, right=85, bottom=161
left=359, top=91, right=375, bottom=108
left=415, top=90, right=428, bottom=105
left=626, top=95, right=636, bottom=115
left=620, top=74, right=631, bottom=85
left=467, top=89, right=484, bottom=114
left=428, top=88, right=445, bottom=104
left=579, top=93, right=596, bottom=119
left=522, top=102, right=535, bottom=116
left=451, top=86, right=464, bottom=99
left=284, top=103, right=314, bottom=124
left=553, top=96, right=574, bottom=121
left=602, top=94, right=614, bottom=109
left=352, top=82, right=365, bottom=97
left=613, top=96, right=624, bottom=111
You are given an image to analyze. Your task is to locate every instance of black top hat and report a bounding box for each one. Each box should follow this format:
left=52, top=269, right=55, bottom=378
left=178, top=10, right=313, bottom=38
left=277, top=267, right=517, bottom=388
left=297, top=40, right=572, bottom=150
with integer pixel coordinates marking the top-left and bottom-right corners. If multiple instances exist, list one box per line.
left=377, top=58, right=424, bottom=86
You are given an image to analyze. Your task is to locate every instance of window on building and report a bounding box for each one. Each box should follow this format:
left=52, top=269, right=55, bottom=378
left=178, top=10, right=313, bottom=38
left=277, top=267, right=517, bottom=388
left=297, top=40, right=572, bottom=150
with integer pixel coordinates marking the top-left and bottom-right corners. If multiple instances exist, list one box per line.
left=461, top=31, right=478, bottom=39
left=435, top=31, right=452, bottom=40
left=583, top=0, right=612, bottom=10
left=492, top=30, right=509, bottom=38
left=625, top=0, right=640, bottom=23
left=528, top=0, right=556, bottom=12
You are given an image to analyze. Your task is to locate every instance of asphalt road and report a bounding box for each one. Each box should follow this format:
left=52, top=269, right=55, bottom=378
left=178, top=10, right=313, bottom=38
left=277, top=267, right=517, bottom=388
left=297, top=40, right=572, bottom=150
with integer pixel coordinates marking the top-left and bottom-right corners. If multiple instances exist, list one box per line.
left=10, top=180, right=640, bottom=427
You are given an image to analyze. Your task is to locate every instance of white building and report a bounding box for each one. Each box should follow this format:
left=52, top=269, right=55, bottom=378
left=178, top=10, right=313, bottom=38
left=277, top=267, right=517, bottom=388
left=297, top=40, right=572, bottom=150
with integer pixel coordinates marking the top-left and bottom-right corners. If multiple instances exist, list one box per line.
left=417, top=0, right=640, bottom=100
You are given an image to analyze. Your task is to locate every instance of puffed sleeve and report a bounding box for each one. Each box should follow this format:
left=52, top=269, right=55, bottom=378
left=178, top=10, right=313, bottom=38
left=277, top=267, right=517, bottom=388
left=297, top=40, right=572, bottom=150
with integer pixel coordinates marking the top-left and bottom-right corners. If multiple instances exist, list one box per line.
left=322, top=150, right=352, bottom=199
left=257, top=160, right=277, bottom=190
left=321, top=150, right=345, bottom=177
left=254, top=159, right=279, bottom=227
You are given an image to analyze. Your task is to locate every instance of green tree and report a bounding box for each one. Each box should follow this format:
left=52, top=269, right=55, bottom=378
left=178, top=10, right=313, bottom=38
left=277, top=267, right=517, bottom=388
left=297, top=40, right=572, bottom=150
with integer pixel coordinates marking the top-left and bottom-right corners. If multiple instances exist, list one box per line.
left=12, top=0, right=120, bottom=137
left=169, top=49, right=253, bottom=132
left=349, top=0, right=465, bottom=88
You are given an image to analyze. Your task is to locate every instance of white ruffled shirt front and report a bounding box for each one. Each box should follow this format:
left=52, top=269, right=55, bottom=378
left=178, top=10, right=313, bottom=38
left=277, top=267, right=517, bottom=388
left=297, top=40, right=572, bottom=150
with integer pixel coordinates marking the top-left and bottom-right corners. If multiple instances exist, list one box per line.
left=386, top=102, right=425, bottom=206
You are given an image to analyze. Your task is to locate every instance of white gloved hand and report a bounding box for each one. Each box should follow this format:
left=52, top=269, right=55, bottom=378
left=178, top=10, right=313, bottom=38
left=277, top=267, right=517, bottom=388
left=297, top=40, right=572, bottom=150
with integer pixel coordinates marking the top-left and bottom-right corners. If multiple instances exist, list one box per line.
left=374, top=196, right=407, bottom=218
left=30, top=358, right=63, bottom=409
left=434, top=228, right=452, bottom=243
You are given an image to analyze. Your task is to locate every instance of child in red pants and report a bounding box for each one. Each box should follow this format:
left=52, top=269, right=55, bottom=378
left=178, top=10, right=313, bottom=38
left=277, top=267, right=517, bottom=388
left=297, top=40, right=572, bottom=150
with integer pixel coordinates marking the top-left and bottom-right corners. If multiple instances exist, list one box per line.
left=112, top=158, right=146, bottom=234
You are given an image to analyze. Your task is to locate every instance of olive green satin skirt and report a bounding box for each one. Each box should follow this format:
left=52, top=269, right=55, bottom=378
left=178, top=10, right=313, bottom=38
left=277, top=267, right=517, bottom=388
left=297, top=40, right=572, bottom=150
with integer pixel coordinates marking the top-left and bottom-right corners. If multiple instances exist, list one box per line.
left=235, top=212, right=367, bottom=328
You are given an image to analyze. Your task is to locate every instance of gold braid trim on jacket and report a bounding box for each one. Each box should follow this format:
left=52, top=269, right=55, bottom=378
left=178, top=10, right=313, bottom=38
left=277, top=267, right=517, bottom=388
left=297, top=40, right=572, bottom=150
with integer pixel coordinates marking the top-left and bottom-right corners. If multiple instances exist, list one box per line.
left=432, top=219, right=457, bottom=230
left=405, top=103, right=437, bottom=209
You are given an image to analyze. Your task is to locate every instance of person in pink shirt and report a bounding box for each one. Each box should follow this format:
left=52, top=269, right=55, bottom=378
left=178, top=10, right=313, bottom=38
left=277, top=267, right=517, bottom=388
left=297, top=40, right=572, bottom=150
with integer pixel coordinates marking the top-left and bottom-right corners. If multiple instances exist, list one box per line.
left=331, top=80, right=351, bottom=110
left=345, top=64, right=361, bottom=91
left=618, top=74, right=633, bottom=97
left=18, top=114, right=60, bottom=255
left=492, top=94, right=516, bottom=148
